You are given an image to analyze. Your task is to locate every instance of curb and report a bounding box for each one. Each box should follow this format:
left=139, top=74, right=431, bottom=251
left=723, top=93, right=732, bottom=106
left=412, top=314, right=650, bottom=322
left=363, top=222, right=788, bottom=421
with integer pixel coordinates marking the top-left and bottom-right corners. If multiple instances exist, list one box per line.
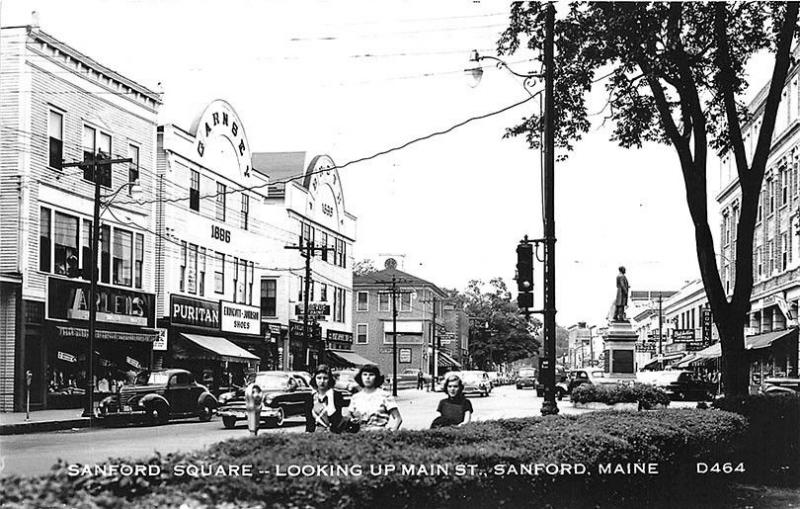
left=0, top=418, right=91, bottom=435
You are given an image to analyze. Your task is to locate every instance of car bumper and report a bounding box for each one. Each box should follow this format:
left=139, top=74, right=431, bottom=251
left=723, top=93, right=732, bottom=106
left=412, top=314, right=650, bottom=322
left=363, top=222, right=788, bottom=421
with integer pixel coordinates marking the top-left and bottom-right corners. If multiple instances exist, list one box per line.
left=218, top=407, right=281, bottom=421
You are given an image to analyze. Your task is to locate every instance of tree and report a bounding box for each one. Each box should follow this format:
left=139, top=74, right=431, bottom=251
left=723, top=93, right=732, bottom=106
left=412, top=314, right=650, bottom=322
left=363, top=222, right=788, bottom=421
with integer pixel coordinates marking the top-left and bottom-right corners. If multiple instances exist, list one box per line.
left=500, top=2, right=799, bottom=397
left=463, top=278, right=541, bottom=370
left=353, top=258, right=378, bottom=276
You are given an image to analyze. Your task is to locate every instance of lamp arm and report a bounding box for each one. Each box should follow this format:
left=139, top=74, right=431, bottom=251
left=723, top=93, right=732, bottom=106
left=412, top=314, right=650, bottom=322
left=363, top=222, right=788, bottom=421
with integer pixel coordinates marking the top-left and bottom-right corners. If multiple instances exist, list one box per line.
left=101, top=181, right=138, bottom=208
left=475, top=54, right=544, bottom=80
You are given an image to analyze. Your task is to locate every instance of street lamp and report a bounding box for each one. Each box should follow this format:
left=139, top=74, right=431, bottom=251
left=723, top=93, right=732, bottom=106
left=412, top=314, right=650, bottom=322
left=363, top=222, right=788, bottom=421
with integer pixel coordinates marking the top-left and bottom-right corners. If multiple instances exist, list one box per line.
left=62, top=153, right=136, bottom=422
left=467, top=4, right=557, bottom=416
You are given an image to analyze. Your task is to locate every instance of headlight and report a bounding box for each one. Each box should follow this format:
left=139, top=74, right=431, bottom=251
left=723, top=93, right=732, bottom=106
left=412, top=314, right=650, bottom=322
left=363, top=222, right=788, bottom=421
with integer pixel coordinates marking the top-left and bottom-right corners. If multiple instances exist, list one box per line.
left=264, top=395, right=274, bottom=405
left=218, top=393, right=230, bottom=404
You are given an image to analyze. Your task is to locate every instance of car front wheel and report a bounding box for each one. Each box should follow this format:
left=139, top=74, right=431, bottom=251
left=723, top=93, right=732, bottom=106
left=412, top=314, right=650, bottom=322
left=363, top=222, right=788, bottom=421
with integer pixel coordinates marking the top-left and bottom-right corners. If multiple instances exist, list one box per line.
left=148, top=402, right=169, bottom=425
left=265, top=407, right=285, bottom=428
left=199, top=403, right=213, bottom=422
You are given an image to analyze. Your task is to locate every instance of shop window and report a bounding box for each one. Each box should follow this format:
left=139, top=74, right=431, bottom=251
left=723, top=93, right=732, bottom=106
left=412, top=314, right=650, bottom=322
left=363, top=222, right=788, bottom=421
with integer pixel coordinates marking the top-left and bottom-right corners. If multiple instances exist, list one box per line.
left=190, top=170, right=200, bottom=212
left=214, top=251, right=225, bottom=294
left=379, top=292, right=390, bottom=312
left=48, top=110, right=63, bottom=169
left=127, top=144, right=139, bottom=195
left=101, top=224, right=111, bottom=283
left=179, top=241, right=187, bottom=292
left=356, top=323, right=368, bottom=344
left=112, top=229, right=133, bottom=286
left=198, top=247, right=206, bottom=296
left=187, top=243, right=198, bottom=294
left=357, top=291, right=368, bottom=311
left=39, top=207, right=51, bottom=272
left=241, top=194, right=249, bottom=230
left=216, top=182, right=226, bottom=221
left=134, top=233, right=144, bottom=288
left=261, top=279, right=277, bottom=317
left=54, top=211, right=79, bottom=277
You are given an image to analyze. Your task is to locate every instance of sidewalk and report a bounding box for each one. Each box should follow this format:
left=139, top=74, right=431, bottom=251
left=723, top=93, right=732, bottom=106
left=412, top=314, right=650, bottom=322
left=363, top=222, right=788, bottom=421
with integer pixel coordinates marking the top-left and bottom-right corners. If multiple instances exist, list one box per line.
left=0, top=408, right=90, bottom=435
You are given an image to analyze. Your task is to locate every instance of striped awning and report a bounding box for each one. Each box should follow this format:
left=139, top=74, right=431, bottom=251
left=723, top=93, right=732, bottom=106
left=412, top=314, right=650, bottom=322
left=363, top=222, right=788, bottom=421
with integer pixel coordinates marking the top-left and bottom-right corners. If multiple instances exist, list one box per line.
left=437, top=352, right=461, bottom=368
left=178, top=333, right=260, bottom=364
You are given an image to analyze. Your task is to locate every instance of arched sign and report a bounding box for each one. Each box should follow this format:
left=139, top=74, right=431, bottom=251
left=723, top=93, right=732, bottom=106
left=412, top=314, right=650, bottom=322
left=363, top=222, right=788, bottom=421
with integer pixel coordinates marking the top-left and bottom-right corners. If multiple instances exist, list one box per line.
left=188, top=100, right=253, bottom=182
left=305, top=155, right=345, bottom=229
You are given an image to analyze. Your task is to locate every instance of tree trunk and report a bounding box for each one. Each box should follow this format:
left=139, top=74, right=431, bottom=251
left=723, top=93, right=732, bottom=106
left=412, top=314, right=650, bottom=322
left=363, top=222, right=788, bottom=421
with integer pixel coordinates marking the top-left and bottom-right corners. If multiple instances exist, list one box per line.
left=717, top=320, right=750, bottom=397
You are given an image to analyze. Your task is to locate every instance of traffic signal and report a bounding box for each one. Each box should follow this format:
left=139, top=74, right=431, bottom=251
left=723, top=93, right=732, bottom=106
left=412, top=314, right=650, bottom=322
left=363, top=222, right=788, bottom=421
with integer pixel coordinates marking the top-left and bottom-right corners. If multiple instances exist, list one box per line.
left=516, top=240, right=534, bottom=309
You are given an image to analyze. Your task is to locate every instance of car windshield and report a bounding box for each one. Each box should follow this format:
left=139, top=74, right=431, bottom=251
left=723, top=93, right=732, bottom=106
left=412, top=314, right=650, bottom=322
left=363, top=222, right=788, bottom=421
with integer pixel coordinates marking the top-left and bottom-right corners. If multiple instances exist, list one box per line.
left=518, top=369, right=536, bottom=377
left=148, top=372, right=170, bottom=385
left=254, top=374, right=290, bottom=390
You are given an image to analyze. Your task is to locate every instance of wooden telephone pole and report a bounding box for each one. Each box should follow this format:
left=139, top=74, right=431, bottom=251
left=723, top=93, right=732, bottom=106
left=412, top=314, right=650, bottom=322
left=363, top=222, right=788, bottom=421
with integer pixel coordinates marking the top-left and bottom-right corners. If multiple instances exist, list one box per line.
left=284, top=240, right=330, bottom=370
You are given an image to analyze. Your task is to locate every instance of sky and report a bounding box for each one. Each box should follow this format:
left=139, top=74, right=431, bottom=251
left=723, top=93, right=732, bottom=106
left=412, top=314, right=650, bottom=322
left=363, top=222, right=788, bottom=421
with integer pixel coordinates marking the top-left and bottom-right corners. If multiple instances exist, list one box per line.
left=0, top=0, right=773, bottom=326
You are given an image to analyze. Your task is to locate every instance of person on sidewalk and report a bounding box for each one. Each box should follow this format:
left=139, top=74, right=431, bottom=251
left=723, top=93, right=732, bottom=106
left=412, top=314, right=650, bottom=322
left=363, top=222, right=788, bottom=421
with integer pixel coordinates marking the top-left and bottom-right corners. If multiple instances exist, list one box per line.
left=430, top=373, right=473, bottom=428
left=305, top=364, right=347, bottom=433
left=347, top=365, right=402, bottom=432
left=417, top=371, right=424, bottom=390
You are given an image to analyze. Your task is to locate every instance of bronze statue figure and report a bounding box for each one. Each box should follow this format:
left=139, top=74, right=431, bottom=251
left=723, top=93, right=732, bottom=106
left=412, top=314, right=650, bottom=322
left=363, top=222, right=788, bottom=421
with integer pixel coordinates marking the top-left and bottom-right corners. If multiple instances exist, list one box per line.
left=613, top=266, right=629, bottom=322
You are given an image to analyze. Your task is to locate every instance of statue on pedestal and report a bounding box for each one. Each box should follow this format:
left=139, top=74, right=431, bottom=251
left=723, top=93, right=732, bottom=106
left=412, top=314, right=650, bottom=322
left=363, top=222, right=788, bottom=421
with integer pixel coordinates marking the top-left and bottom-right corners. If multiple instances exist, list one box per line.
left=613, top=266, right=629, bottom=322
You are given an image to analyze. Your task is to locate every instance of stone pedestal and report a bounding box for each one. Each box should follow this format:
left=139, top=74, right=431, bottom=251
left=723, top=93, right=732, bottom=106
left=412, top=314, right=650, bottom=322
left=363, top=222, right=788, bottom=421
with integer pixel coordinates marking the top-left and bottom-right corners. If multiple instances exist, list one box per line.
left=602, top=320, right=637, bottom=379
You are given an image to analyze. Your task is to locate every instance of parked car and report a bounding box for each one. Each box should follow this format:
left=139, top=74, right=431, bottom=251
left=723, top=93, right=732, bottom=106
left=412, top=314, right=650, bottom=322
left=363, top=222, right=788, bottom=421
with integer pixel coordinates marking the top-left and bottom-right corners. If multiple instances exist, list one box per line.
left=333, top=368, right=360, bottom=394
left=642, top=370, right=712, bottom=401
left=532, top=366, right=569, bottom=399
left=217, top=371, right=312, bottom=429
left=97, top=369, right=217, bottom=425
left=442, top=370, right=492, bottom=397
left=565, top=369, right=617, bottom=394
left=516, top=368, right=537, bottom=390
left=761, top=377, right=800, bottom=395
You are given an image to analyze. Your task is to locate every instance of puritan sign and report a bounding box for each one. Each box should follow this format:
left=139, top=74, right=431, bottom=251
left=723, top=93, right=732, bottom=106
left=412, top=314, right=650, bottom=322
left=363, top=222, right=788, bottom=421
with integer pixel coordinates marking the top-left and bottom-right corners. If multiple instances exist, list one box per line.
left=170, top=295, right=219, bottom=329
left=220, top=301, right=260, bottom=335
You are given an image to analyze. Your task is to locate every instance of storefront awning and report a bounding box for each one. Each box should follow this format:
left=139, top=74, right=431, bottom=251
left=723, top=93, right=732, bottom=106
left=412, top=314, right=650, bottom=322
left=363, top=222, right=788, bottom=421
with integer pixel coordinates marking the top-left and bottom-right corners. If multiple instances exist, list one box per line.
left=326, top=351, right=376, bottom=368
left=673, top=353, right=699, bottom=368
left=56, top=326, right=157, bottom=343
left=640, top=352, right=684, bottom=370
left=746, top=329, right=796, bottom=350
left=437, top=351, right=461, bottom=368
left=178, top=333, right=259, bottom=364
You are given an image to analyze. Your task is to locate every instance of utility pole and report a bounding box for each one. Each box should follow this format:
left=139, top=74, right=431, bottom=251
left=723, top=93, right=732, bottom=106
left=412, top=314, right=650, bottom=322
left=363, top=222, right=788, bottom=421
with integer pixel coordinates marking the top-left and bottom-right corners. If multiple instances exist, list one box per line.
left=541, top=3, right=558, bottom=416
left=375, top=275, right=412, bottom=397
left=658, top=293, right=664, bottom=356
left=62, top=152, right=132, bottom=424
left=284, top=240, right=330, bottom=370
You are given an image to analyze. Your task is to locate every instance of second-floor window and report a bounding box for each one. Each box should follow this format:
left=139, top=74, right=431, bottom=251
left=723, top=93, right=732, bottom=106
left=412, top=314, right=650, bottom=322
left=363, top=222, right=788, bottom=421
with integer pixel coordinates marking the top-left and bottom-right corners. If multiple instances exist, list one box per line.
left=190, top=170, right=200, bottom=212
left=400, top=292, right=412, bottom=312
left=357, top=291, right=368, bottom=311
left=214, top=252, right=225, bottom=294
left=48, top=110, right=63, bottom=169
left=112, top=229, right=133, bottom=287
left=54, top=211, right=79, bottom=277
left=134, top=233, right=144, bottom=288
left=179, top=241, right=187, bottom=292
left=379, top=292, right=390, bottom=312
left=128, top=145, right=139, bottom=195
left=356, top=324, right=368, bottom=344
left=39, top=208, right=51, bottom=272
left=241, top=194, right=249, bottom=230
left=198, top=247, right=206, bottom=296
left=261, top=279, right=277, bottom=317
left=216, top=182, right=226, bottom=221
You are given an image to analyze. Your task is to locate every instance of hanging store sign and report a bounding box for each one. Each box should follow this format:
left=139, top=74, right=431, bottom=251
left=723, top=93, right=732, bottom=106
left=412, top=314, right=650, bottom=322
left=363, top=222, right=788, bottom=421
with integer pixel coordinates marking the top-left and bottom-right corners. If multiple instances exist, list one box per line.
left=701, top=309, right=713, bottom=342
left=170, top=295, right=219, bottom=329
left=399, top=348, right=412, bottom=363
left=671, top=329, right=696, bottom=342
left=47, top=278, right=154, bottom=327
left=57, top=351, right=76, bottom=363
left=126, top=356, right=142, bottom=369
left=289, top=320, right=321, bottom=341
left=220, top=301, right=260, bottom=335
left=295, top=303, right=331, bottom=320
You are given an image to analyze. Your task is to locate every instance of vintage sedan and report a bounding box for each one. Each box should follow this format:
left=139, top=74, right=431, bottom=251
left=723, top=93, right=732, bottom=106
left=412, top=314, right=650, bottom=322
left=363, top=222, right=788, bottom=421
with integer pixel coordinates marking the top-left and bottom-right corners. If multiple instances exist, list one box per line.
left=97, top=369, right=218, bottom=425
left=443, top=370, right=492, bottom=397
left=218, top=371, right=312, bottom=429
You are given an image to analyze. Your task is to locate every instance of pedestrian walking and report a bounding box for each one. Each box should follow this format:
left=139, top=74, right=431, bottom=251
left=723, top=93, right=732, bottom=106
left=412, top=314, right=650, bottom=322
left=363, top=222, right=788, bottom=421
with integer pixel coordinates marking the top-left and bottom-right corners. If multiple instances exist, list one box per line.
left=347, top=365, right=402, bottom=432
left=430, top=373, right=473, bottom=428
left=305, top=364, right=347, bottom=433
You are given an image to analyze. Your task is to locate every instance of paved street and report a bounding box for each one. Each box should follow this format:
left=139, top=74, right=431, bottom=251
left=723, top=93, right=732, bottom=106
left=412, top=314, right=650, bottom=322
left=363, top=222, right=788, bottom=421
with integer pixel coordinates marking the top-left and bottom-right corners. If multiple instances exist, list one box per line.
left=1, top=386, right=589, bottom=477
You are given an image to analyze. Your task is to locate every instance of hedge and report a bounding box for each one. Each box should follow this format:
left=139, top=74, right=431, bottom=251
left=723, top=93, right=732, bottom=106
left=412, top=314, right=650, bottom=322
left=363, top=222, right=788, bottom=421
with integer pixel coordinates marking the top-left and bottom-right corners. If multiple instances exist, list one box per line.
left=570, top=383, right=671, bottom=408
left=712, top=393, right=800, bottom=484
left=1, top=409, right=751, bottom=508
